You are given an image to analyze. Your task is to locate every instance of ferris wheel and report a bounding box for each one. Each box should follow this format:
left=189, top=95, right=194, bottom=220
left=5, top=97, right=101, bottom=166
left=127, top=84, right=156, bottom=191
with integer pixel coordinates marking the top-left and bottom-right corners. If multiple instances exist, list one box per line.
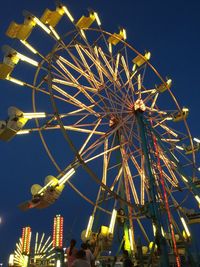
left=1, top=2, right=200, bottom=266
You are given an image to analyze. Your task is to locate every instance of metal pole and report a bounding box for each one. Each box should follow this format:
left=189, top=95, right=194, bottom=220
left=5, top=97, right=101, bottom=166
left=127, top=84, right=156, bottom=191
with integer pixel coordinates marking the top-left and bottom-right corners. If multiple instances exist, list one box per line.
left=136, top=110, right=169, bottom=267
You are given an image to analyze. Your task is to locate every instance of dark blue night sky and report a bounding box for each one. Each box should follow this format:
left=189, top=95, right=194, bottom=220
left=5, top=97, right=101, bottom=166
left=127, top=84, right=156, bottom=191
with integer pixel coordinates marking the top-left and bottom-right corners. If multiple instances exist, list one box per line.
left=0, top=0, right=200, bottom=265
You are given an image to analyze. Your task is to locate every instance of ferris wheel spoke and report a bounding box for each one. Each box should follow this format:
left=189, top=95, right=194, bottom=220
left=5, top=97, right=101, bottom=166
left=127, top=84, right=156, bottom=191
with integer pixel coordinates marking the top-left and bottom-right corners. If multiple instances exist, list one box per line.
left=101, top=138, right=109, bottom=190
left=109, top=167, right=123, bottom=191
left=140, top=155, right=145, bottom=205
left=81, top=114, right=134, bottom=160
left=82, top=131, right=119, bottom=165
left=105, top=52, right=134, bottom=104
left=78, top=118, right=102, bottom=154
left=159, top=153, right=179, bottom=184
left=84, top=144, right=121, bottom=164
left=52, top=84, right=99, bottom=116
left=120, top=146, right=141, bottom=204
left=56, top=56, right=99, bottom=91
left=80, top=129, right=114, bottom=159
left=53, top=59, right=127, bottom=113
left=162, top=170, right=179, bottom=187
left=54, top=59, right=100, bottom=104
left=80, top=46, right=129, bottom=101
left=150, top=92, right=159, bottom=110
left=75, top=44, right=101, bottom=87
left=156, top=123, right=179, bottom=138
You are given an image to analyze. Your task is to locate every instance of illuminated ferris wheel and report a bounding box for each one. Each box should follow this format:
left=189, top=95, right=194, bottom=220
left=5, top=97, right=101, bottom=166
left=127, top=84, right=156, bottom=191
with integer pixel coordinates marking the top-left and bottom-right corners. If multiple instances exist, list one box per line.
left=1, top=2, right=200, bottom=266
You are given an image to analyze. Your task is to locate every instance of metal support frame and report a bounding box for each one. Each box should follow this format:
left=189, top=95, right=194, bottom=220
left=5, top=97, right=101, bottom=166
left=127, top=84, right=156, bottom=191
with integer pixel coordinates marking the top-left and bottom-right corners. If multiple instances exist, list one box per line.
left=136, top=110, right=169, bottom=267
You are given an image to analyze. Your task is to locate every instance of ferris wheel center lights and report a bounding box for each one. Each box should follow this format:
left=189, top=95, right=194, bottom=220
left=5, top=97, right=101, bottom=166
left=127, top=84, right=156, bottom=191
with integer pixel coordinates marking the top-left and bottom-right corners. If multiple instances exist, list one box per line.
left=134, top=99, right=146, bottom=111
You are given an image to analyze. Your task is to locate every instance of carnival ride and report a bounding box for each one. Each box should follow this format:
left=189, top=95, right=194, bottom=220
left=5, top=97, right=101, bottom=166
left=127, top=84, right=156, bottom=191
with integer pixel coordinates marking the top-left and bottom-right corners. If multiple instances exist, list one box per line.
left=10, top=230, right=54, bottom=267
left=9, top=215, right=64, bottom=267
left=1, top=1, right=200, bottom=266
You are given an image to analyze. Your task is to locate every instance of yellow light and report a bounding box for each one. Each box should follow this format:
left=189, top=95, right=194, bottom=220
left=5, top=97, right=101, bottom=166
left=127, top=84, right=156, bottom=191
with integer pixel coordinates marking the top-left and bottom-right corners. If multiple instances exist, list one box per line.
left=9, top=254, right=14, bottom=266
left=101, top=226, right=109, bottom=236
left=128, top=228, right=134, bottom=251
left=181, top=175, right=188, bottom=183
left=62, top=6, right=74, bottom=22
left=132, top=64, right=136, bottom=72
left=161, top=227, right=165, bottom=237
left=16, top=130, right=30, bottom=135
left=85, top=215, right=94, bottom=238
left=152, top=223, right=156, bottom=236
left=17, top=53, right=38, bottom=67
left=166, top=117, right=173, bottom=120
left=109, top=209, right=117, bottom=234
left=122, top=28, right=127, bottom=40
left=33, top=17, right=51, bottom=34
left=59, top=168, right=75, bottom=185
left=176, top=145, right=184, bottom=151
left=194, top=137, right=200, bottom=143
left=180, top=217, right=191, bottom=237
left=80, top=29, right=86, bottom=39
left=23, top=255, right=29, bottom=267
left=182, top=107, right=189, bottom=112
left=166, top=78, right=172, bottom=86
left=93, top=12, right=101, bottom=26
left=145, top=51, right=151, bottom=60
left=23, top=112, right=46, bottom=119
left=109, top=43, right=112, bottom=54
left=49, top=26, right=60, bottom=40
left=7, top=76, right=24, bottom=86
left=20, top=40, right=37, bottom=54
left=195, top=195, right=200, bottom=205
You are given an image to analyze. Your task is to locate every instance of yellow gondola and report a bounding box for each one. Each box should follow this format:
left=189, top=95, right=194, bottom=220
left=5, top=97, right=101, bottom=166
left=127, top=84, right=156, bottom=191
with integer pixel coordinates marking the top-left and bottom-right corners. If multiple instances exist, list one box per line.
left=0, top=107, right=28, bottom=141
left=156, top=78, right=172, bottom=93
left=40, top=7, right=64, bottom=27
left=183, top=143, right=200, bottom=154
left=172, top=107, right=189, bottom=122
left=132, top=51, right=151, bottom=69
left=76, top=13, right=95, bottom=29
left=108, top=28, right=126, bottom=45
left=6, top=18, right=35, bottom=41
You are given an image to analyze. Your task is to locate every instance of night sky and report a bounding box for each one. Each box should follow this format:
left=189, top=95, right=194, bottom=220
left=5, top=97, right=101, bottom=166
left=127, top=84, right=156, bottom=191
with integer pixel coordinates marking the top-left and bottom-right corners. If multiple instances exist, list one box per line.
left=0, top=0, right=200, bottom=264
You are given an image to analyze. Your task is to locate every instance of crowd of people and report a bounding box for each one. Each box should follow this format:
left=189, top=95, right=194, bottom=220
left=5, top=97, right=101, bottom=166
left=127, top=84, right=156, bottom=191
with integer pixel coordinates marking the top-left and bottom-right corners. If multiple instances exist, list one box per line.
left=66, top=239, right=94, bottom=267
left=66, top=239, right=134, bottom=267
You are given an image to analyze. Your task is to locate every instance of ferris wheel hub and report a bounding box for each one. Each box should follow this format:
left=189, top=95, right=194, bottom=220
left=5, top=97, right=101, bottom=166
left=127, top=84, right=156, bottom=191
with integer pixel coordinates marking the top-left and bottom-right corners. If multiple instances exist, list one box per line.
left=134, top=99, right=146, bottom=112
